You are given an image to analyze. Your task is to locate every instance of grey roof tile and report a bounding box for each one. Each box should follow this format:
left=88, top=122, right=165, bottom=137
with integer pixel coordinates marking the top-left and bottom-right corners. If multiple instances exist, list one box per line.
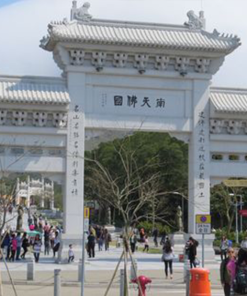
left=0, top=80, right=70, bottom=105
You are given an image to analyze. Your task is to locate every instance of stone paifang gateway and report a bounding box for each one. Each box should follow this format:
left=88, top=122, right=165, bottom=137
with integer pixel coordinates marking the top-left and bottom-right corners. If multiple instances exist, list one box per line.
left=0, top=1, right=246, bottom=259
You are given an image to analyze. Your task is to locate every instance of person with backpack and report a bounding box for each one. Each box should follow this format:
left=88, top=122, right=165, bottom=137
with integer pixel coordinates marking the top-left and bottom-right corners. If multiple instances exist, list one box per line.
left=237, top=236, right=247, bottom=266
left=162, top=237, right=174, bottom=279
left=220, top=236, right=229, bottom=261
left=220, top=247, right=236, bottom=296
left=186, top=237, right=198, bottom=268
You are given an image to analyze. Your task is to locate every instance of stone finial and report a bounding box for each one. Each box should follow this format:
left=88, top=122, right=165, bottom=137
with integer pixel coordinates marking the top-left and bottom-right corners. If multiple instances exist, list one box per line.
left=72, top=0, right=77, bottom=9
left=71, top=1, right=92, bottom=22
left=184, top=10, right=205, bottom=30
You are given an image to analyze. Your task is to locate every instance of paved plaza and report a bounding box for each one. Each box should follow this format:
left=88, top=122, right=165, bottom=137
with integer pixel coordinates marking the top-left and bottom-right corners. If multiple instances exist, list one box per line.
left=0, top=246, right=224, bottom=296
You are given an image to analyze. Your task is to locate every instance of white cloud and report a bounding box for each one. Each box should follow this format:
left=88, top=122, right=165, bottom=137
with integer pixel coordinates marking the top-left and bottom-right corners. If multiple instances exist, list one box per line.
left=0, top=0, right=246, bottom=88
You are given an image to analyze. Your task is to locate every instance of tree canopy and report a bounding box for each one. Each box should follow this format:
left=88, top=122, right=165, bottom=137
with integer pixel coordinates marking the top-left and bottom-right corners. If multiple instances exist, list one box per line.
left=84, top=132, right=188, bottom=229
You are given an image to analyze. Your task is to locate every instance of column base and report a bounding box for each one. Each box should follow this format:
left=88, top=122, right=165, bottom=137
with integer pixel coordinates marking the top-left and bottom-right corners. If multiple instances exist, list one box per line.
left=170, top=232, right=186, bottom=255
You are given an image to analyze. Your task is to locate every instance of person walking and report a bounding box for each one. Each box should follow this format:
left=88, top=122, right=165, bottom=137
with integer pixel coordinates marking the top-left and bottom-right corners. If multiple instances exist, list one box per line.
left=104, top=229, right=111, bottom=251
left=143, top=235, right=149, bottom=252
left=33, top=235, right=42, bottom=263
left=10, top=233, right=17, bottom=262
left=152, top=228, right=159, bottom=247
left=15, top=232, right=22, bottom=260
left=44, top=229, right=50, bottom=255
left=97, top=228, right=104, bottom=251
left=1, top=231, right=10, bottom=260
left=49, top=226, right=55, bottom=250
left=53, top=232, right=60, bottom=258
left=220, top=236, right=229, bottom=261
left=87, top=231, right=96, bottom=258
left=130, top=232, right=137, bottom=254
left=186, top=237, right=198, bottom=268
left=68, top=244, right=75, bottom=263
left=140, top=228, right=145, bottom=243
left=162, top=238, right=174, bottom=279
left=21, top=232, right=29, bottom=259
left=220, top=247, right=236, bottom=296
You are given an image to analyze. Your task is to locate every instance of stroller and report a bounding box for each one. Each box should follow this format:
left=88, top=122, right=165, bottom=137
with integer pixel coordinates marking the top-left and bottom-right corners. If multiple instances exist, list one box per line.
left=234, top=266, right=247, bottom=295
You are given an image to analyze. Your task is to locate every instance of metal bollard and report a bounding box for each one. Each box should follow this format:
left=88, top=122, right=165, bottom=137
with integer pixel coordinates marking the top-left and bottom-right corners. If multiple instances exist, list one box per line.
left=78, top=259, right=82, bottom=282
left=130, top=258, right=138, bottom=281
left=27, top=258, right=35, bottom=281
left=54, top=269, right=61, bottom=296
left=183, top=255, right=190, bottom=283
left=120, top=269, right=124, bottom=296
left=186, top=269, right=190, bottom=296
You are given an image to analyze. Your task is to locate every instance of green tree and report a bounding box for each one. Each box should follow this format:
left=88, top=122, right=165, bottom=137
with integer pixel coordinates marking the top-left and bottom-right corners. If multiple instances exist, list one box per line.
left=211, top=183, right=237, bottom=232
left=84, top=132, right=188, bottom=229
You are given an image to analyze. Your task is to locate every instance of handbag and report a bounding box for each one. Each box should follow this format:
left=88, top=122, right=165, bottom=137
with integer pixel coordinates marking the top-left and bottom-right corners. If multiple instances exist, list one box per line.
left=194, top=257, right=200, bottom=266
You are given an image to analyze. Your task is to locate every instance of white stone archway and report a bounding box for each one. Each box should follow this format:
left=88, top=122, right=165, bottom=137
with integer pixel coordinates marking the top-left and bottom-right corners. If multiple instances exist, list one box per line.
left=1, top=2, right=246, bottom=260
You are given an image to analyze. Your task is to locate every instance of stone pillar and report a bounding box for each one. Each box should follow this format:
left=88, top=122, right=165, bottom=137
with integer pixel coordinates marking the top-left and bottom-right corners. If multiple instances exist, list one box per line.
left=27, top=176, right=30, bottom=207
left=16, top=178, right=20, bottom=205
left=62, top=72, right=86, bottom=246
left=40, top=178, right=45, bottom=208
left=188, top=80, right=214, bottom=260
left=50, top=181, right=55, bottom=210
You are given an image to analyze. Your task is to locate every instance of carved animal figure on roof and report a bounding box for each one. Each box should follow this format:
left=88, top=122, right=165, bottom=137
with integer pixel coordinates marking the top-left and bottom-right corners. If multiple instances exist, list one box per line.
left=74, top=2, right=92, bottom=22
left=185, top=10, right=204, bottom=30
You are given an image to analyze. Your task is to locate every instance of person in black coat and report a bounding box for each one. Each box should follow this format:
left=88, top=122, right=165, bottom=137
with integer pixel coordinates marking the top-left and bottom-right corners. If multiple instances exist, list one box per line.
left=20, top=232, right=29, bottom=259
left=186, top=237, right=198, bottom=268
left=1, top=231, right=10, bottom=260
left=87, top=231, right=96, bottom=258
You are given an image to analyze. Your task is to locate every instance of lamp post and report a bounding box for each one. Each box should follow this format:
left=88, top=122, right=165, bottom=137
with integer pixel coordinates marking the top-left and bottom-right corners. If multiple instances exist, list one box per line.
left=240, top=195, right=243, bottom=233
left=229, top=193, right=244, bottom=244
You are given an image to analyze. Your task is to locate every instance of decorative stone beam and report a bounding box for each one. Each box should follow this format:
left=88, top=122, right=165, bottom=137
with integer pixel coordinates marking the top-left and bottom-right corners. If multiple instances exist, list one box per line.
left=210, top=118, right=247, bottom=135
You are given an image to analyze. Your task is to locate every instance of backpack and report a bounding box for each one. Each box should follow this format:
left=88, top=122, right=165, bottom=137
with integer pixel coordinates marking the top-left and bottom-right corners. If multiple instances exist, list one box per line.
left=194, top=240, right=199, bottom=247
left=234, top=268, right=247, bottom=294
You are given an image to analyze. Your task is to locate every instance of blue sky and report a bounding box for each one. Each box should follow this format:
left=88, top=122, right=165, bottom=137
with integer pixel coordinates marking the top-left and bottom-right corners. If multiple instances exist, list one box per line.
left=0, top=0, right=247, bottom=88
left=0, top=0, right=22, bottom=8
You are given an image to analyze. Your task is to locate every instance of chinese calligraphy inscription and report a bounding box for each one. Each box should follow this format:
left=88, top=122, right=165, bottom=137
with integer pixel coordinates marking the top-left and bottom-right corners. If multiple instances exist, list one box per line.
left=113, top=95, right=165, bottom=109
left=197, top=111, right=206, bottom=198
left=69, top=105, right=83, bottom=197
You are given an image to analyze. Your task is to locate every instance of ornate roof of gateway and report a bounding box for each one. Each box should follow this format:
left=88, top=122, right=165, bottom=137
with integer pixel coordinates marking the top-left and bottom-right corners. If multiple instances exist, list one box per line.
left=41, top=2, right=240, bottom=54
left=211, top=88, right=247, bottom=114
left=0, top=77, right=70, bottom=105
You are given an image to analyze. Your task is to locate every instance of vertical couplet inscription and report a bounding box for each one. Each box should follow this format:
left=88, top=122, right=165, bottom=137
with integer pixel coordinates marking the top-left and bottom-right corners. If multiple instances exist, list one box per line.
left=197, top=111, right=206, bottom=199
left=69, top=105, right=83, bottom=197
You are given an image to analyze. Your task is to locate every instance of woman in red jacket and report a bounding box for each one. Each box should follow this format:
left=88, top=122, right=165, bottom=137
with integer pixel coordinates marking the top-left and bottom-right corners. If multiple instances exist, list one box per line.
left=10, top=233, right=17, bottom=262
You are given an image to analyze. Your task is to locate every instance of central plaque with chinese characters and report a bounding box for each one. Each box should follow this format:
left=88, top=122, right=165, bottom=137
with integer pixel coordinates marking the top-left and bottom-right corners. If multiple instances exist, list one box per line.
left=93, top=87, right=185, bottom=117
